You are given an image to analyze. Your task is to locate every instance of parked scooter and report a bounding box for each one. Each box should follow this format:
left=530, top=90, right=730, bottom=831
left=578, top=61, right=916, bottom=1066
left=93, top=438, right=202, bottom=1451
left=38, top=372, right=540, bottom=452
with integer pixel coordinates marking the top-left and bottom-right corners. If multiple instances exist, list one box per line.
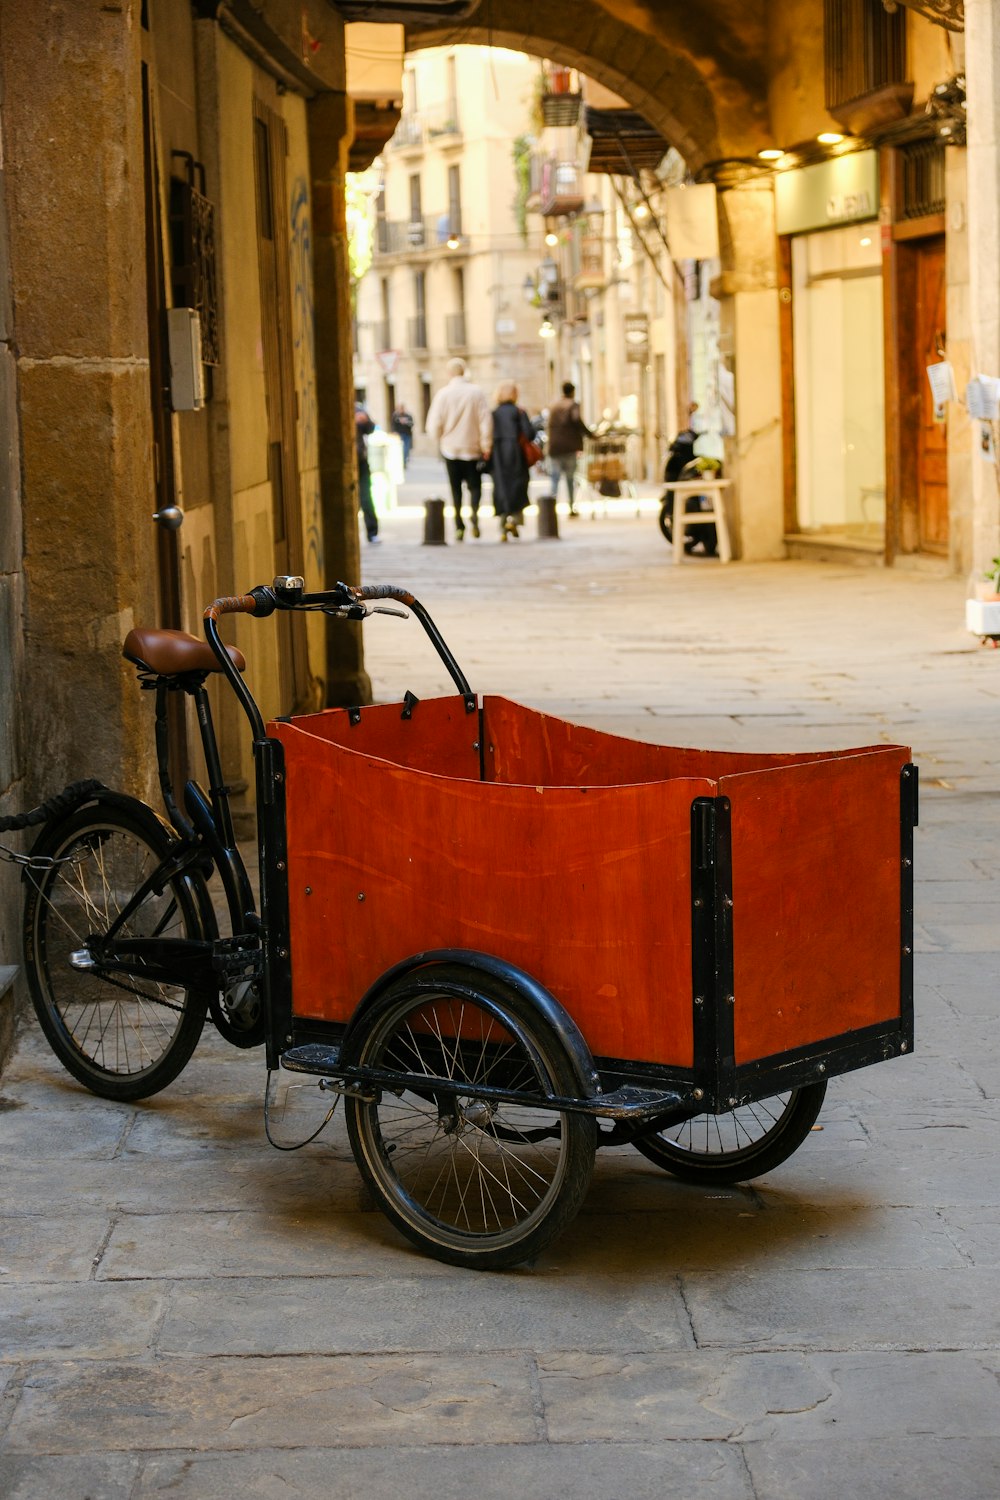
left=658, top=414, right=721, bottom=557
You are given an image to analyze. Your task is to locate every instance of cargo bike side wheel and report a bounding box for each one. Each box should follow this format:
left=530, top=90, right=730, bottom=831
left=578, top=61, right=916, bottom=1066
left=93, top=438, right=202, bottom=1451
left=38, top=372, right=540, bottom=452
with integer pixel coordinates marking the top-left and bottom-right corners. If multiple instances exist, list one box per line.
left=22, top=798, right=208, bottom=1102
left=634, top=1082, right=827, bottom=1184
left=344, top=968, right=598, bottom=1270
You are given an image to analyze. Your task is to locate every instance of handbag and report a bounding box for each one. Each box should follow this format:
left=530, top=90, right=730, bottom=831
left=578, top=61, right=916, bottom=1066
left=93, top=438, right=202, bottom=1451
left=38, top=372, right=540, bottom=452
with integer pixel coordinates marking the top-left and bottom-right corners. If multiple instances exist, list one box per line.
left=518, top=430, right=543, bottom=468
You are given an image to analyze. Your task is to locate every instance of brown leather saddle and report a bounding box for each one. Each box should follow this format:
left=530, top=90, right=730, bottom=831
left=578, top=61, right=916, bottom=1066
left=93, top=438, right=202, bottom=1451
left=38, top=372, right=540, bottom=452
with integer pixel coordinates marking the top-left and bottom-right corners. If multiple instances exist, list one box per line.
left=123, top=626, right=246, bottom=677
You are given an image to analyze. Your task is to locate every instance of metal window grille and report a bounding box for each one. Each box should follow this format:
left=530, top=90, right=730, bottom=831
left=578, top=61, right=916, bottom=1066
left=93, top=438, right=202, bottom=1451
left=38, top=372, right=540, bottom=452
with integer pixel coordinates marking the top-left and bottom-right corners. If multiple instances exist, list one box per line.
left=898, top=139, right=945, bottom=219
left=169, top=169, right=221, bottom=367
left=824, top=0, right=906, bottom=109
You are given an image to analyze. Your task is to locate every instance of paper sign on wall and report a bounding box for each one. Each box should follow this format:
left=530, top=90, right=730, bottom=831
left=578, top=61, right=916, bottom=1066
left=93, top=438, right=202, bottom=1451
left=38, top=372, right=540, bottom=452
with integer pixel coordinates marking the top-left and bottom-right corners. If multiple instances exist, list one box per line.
left=926, top=360, right=956, bottom=421
left=966, top=375, right=1000, bottom=421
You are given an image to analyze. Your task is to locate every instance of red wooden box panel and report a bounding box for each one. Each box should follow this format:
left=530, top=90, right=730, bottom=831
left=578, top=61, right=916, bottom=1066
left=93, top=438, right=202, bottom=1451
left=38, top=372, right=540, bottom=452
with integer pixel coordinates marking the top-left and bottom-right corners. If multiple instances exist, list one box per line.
left=271, top=699, right=715, bottom=1067
left=271, top=695, right=909, bottom=1074
left=721, top=746, right=909, bottom=1065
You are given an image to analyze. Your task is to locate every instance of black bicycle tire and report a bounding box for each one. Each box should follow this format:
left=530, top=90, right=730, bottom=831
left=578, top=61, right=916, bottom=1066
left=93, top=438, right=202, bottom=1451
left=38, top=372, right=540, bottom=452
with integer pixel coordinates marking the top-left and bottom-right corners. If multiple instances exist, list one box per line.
left=633, top=1082, right=828, bottom=1184
left=344, top=967, right=597, bottom=1270
left=23, top=798, right=208, bottom=1101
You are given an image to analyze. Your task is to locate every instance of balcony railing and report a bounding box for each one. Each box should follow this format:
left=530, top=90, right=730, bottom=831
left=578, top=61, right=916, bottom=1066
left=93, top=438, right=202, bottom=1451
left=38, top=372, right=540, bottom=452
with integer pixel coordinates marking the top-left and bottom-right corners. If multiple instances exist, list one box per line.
left=445, top=312, right=467, bottom=350
left=371, top=320, right=390, bottom=352
left=425, top=101, right=461, bottom=140
left=390, top=113, right=424, bottom=149
left=407, top=314, right=428, bottom=351
left=539, top=158, right=585, bottom=217
left=373, top=214, right=465, bottom=257
left=390, top=104, right=461, bottom=150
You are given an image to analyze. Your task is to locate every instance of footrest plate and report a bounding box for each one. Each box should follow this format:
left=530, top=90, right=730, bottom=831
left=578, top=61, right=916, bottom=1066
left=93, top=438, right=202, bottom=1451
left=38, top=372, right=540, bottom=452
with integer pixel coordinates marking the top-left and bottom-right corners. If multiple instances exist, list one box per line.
left=281, top=1042, right=342, bottom=1075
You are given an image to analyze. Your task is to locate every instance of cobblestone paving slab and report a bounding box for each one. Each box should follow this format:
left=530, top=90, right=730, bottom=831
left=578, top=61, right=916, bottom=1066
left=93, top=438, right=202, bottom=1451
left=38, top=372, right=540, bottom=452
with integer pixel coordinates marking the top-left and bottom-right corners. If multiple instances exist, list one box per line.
left=743, top=1437, right=1000, bottom=1500
left=135, top=1442, right=755, bottom=1499
left=3, top=1356, right=539, bottom=1451
left=157, top=1273, right=696, bottom=1357
left=0, top=1455, right=140, bottom=1500
left=0, top=1284, right=165, bottom=1361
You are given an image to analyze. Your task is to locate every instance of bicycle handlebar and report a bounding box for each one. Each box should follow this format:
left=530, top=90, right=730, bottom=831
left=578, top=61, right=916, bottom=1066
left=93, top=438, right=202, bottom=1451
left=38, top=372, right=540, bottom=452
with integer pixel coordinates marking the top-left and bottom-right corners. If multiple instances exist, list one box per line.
left=203, top=578, right=473, bottom=742
left=204, top=594, right=259, bottom=623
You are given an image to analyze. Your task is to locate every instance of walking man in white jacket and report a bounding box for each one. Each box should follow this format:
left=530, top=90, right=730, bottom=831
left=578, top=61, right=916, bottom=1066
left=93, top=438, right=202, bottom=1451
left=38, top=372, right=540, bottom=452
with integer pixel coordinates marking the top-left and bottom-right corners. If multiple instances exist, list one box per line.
left=426, top=358, right=492, bottom=540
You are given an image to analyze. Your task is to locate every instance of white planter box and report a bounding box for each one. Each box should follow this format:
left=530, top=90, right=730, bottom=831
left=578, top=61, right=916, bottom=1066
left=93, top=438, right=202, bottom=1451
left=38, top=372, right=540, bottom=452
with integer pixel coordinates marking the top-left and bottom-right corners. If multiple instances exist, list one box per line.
left=966, top=598, right=1000, bottom=636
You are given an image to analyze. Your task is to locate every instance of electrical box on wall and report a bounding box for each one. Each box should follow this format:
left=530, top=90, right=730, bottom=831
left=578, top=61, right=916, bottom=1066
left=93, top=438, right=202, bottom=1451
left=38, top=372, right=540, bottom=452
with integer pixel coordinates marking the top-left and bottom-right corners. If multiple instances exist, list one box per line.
left=167, top=307, right=205, bottom=412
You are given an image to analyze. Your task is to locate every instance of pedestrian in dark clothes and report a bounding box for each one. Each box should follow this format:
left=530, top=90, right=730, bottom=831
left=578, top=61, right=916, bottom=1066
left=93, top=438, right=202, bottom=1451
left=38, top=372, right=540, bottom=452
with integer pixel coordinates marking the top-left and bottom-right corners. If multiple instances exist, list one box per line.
left=354, top=402, right=380, bottom=544
left=491, top=380, right=533, bottom=541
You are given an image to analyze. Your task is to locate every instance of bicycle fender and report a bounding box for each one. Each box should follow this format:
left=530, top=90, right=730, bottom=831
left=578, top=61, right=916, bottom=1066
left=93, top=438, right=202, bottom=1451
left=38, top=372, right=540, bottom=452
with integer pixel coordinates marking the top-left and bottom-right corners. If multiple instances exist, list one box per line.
left=342, top=948, right=601, bottom=1098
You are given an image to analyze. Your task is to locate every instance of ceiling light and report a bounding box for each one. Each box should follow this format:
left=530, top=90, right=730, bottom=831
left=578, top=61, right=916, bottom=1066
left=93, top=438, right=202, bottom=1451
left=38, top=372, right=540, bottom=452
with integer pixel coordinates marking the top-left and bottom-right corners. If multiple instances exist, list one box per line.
left=758, top=148, right=783, bottom=161
left=859, top=235, right=872, bottom=246
left=817, top=131, right=844, bottom=144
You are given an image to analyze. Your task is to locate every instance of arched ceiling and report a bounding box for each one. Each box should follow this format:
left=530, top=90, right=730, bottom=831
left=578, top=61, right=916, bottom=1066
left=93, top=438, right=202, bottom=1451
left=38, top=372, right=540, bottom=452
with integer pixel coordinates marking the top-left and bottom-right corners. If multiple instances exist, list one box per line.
left=405, top=0, right=772, bottom=172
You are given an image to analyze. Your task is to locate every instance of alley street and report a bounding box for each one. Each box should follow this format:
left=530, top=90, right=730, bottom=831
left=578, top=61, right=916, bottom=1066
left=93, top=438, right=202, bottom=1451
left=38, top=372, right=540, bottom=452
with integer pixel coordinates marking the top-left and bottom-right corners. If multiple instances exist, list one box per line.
left=2, top=507, right=1000, bottom=1498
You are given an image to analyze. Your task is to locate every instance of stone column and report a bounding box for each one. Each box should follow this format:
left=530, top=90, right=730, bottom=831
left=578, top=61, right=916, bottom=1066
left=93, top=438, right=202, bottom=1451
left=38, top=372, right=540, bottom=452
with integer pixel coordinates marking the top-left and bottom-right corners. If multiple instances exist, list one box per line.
left=2, top=0, right=155, bottom=803
left=964, top=0, right=1000, bottom=581
left=307, top=91, right=372, bottom=707
left=0, top=98, right=26, bottom=1021
left=714, top=173, right=785, bottom=560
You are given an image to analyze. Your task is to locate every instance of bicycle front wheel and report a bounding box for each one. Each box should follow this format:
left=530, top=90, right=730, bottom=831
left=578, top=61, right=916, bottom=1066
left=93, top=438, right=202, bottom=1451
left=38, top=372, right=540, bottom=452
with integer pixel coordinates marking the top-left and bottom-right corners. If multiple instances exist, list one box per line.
left=23, top=799, right=208, bottom=1101
left=345, top=969, right=597, bottom=1270
left=634, top=1083, right=827, bottom=1184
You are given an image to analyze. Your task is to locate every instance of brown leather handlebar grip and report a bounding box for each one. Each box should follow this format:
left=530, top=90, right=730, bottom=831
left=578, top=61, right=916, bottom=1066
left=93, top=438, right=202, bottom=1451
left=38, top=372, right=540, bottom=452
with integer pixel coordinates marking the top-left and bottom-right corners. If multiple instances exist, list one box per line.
left=352, top=583, right=416, bottom=607
left=203, top=595, right=258, bottom=623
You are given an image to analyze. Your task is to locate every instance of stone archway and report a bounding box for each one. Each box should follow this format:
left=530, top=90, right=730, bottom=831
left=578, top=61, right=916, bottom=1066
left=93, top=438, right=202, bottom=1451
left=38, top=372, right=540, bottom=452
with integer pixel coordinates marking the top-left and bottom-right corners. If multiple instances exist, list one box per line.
left=406, top=0, right=770, bottom=172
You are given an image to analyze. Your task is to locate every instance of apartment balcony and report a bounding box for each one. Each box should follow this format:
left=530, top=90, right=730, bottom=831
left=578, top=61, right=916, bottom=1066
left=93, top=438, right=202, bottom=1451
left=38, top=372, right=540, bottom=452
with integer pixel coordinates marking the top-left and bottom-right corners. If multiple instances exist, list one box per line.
left=407, top=314, right=428, bottom=351
left=424, top=101, right=462, bottom=141
left=539, top=158, right=585, bottom=217
left=445, top=312, right=467, bottom=350
left=373, top=214, right=465, bottom=258
left=541, top=63, right=581, bottom=127
left=390, top=113, right=424, bottom=150
left=583, top=107, right=669, bottom=173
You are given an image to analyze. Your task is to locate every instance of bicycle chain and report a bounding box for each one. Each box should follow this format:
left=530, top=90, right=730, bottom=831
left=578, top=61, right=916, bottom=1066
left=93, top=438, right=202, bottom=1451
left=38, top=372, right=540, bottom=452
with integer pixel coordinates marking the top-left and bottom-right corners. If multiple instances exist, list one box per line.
left=61, top=964, right=189, bottom=1015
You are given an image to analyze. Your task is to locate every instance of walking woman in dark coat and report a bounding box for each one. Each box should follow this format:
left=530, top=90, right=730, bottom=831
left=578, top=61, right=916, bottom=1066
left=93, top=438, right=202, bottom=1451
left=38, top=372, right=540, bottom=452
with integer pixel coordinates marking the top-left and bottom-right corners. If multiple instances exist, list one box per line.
left=491, top=381, right=533, bottom=540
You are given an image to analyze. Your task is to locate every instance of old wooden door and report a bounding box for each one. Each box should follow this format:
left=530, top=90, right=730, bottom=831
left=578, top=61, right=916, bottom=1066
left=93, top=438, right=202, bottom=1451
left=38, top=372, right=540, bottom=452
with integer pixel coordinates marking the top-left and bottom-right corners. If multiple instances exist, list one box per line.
left=914, top=236, right=948, bottom=554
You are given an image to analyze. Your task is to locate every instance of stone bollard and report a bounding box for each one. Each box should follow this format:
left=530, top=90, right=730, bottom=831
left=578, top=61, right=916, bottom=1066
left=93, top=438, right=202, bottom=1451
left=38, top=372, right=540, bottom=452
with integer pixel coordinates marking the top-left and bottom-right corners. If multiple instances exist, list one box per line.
left=423, top=497, right=447, bottom=545
left=537, top=494, right=560, bottom=540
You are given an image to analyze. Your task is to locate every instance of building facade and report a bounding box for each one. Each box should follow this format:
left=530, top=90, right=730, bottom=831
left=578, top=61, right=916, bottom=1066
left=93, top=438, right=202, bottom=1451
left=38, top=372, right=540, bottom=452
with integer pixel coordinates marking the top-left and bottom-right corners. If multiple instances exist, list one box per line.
left=353, top=46, right=550, bottom=443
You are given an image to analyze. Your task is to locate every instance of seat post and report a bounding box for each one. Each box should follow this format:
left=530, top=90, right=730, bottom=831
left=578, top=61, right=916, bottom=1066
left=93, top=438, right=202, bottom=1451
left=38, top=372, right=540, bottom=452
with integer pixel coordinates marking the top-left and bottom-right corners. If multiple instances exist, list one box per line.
left=154, top=680, right=195, bottom=837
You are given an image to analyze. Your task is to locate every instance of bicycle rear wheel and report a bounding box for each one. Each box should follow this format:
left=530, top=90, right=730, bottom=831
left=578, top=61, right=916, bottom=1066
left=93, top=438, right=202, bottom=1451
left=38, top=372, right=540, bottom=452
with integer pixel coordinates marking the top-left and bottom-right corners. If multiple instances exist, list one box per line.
left=23, top=798, right=208, bottom=1100
left=634, top=1083, right=827, bottom=1184
left=344, top=968, right=597, bottom=1270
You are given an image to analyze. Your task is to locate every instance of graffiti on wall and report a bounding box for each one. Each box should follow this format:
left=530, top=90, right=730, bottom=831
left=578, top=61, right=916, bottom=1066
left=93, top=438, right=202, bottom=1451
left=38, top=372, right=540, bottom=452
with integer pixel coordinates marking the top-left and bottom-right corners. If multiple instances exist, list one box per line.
left=290, top=174, right=322, bottom=579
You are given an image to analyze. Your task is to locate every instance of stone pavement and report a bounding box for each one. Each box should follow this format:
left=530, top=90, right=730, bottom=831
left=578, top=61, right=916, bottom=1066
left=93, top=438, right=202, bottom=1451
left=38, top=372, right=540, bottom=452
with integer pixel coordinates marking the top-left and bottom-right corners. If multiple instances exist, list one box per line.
left=3, top=505, right=1000, bottom=1499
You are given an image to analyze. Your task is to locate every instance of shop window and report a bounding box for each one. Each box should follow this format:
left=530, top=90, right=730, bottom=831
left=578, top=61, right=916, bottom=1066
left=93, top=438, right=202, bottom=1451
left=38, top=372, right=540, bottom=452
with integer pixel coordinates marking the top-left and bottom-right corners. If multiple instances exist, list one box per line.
left=792, top=224, right=885, bottom=540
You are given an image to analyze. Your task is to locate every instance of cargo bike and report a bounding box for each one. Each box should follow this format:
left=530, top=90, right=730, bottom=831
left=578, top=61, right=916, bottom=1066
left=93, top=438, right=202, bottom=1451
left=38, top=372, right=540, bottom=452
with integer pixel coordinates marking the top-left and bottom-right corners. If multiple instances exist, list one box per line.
left=18, top=576, right=917, bottom=1270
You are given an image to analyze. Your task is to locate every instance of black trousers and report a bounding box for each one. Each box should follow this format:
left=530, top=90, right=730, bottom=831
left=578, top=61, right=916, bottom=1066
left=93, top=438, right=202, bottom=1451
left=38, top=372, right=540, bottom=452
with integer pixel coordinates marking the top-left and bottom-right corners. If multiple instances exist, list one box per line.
left=444, top=457, right=482, bottom=527
left=358, top=460, right=378, bottom=540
